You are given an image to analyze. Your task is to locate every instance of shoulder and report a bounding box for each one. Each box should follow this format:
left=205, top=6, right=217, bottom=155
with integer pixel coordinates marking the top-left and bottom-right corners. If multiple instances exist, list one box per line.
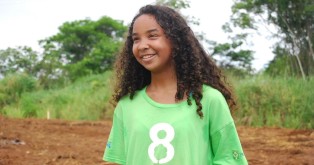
left=115, top=87, right=145, bottom=109
left=202, top=84, right=225, bottom=102
left=201, top=84, right=228, bottom=108
left=113, top=87, right=146, bottom=118
left=201, top=85, right=234, bottom=134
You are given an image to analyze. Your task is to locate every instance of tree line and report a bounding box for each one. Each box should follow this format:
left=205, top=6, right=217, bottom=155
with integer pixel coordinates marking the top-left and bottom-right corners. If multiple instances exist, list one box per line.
left=0, top=0, right=313, bottom=89
left=228, top=0, right=314, bottom=79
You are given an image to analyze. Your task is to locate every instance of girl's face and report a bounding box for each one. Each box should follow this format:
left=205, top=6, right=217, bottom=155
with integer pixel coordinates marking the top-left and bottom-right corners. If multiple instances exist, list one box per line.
left=132, top=14, right=173, bottom=74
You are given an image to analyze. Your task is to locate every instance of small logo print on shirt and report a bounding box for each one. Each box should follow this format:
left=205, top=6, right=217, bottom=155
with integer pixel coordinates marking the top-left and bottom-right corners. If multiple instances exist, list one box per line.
left=232, top=150, right=244, bottom=160
left=106, top=142, right=112, bottom=148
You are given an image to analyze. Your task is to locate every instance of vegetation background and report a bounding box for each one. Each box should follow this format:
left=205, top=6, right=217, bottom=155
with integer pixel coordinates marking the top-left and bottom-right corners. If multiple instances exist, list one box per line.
left=0, top=0, right=313, bottom=129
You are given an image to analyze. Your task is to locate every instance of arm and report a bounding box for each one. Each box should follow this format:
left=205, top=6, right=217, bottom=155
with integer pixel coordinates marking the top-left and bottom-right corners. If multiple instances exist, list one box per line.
left=103, top=103, right=126, bottom=164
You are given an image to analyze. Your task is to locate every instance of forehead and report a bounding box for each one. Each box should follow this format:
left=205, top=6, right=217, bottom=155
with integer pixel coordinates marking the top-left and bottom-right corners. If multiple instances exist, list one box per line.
left=132, top=14, right=163, bottom=33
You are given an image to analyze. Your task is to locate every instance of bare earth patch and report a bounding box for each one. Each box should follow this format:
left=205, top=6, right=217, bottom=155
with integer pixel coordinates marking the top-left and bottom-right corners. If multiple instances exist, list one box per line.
left=0, top=116, right=313, bottom=165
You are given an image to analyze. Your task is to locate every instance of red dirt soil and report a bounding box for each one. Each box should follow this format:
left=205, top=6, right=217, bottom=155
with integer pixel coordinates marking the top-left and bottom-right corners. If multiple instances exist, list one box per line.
left=0, top=116, right=313, bottom=165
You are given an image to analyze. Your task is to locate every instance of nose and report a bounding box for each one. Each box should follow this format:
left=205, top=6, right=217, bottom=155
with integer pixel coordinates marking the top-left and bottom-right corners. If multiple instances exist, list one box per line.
left=138, top=39, right=149, bottom=51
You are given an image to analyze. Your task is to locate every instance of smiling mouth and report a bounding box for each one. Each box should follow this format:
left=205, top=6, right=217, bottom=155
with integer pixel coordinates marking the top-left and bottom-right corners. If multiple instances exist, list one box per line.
left=141, top=54, right=156, bottom=61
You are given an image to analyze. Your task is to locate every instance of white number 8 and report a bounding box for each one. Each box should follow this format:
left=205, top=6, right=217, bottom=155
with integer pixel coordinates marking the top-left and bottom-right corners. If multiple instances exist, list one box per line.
left=148, top=123, right=175, bottom=164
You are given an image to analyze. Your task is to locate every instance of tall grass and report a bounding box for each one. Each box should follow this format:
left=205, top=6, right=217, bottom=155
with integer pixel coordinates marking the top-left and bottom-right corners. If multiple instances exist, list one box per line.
left=3, top=71, right=115, bottom=121
left=232, top=75, right=314, bottom=129
left=1, top=72, right=313, bottom=129
left=0, top=73, right=38, bottom=114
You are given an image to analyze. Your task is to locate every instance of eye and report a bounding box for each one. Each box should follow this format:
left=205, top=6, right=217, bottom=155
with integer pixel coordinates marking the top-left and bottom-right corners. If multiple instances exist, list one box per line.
left=149, top=34, right=158, bottom=39
left=132, top=37, right=139, bottom=42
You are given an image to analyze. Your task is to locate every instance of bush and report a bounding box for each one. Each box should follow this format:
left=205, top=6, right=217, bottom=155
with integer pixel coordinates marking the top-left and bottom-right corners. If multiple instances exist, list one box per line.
left=0, top=73, right=38, bottom=111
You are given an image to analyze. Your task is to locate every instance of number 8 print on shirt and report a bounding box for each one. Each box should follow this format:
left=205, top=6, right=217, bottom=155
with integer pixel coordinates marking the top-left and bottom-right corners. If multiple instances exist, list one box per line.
left=148, top=123, right=175, bottom=164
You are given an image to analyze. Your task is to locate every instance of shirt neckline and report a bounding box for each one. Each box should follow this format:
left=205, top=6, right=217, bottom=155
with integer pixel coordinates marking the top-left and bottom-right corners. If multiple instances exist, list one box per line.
left=141, top=86, right=188, bottom=108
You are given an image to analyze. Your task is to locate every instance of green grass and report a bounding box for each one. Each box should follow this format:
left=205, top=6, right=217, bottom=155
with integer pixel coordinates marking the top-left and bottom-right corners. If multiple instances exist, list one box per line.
left=232, top=75, right=314, bottom=129
left=1, top=72, right=313, bottom=129
left=3, top=71, right=115, bottom=121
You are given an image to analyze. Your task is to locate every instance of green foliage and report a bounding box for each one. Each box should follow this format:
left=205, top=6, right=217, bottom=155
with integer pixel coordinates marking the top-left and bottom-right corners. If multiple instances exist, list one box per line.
left=0, top=46, right=40, bottom=77
left=223, top=68, right=252, bottom=79
left=3, top=71, right=114, bottom=120
left=209, top=39, right=254, bottom=72
left=0, top=73, right=38, bottom=111
left=265, top=46, right=299, bottom=77
left=39, top=16, right=127, bottom=84
left=233, top=75, right=314, bottom=129
left=2, top=72, right=312, bottom=129
left=208, top=9, right=255, bottom=72
left=20, top=93, right=40, bottom=118
left=231, top=0, right=314, bottom=77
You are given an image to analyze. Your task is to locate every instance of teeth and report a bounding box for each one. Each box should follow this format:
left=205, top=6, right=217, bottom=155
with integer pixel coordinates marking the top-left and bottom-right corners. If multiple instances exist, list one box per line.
left=142, top=54, right=154, bottom=59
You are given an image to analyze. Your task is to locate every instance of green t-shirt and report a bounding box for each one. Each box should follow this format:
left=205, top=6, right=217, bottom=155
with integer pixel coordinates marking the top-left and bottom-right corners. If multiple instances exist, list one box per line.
left=103, top=85, right=248, bottom=165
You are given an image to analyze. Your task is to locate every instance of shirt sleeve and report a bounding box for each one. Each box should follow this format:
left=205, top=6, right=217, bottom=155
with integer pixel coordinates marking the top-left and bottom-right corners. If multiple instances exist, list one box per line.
left=103, top=103, right=126, bottom=164
left=206, top=88, right=248, bottom=164
left=211, top=122, right=248, bottom=164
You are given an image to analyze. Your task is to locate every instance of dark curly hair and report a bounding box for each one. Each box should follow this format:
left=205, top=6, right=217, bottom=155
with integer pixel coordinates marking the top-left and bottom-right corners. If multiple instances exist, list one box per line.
left=112, top=4, right=236, bottom=118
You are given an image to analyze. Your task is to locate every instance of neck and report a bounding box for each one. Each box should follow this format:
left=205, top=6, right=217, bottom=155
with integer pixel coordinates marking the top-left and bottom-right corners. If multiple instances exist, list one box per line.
left=149, top=70, right=177, bottom=91
left=146, top=70, right=180, bottom=104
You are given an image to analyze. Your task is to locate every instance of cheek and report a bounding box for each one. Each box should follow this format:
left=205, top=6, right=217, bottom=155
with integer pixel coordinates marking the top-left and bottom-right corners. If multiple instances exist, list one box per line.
left=132, top=45, right=141, bottom=63
left=132, top=45, right=137, bottom=57
left=132, top=47, right=137, bottom=58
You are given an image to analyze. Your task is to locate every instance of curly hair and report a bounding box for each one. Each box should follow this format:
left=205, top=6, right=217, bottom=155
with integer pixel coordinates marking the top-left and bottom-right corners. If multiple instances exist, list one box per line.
left=112, top=4, right=236, bottom=118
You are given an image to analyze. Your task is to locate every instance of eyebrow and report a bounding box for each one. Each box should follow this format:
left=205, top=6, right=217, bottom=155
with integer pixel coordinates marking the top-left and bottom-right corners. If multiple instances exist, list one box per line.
left=132, top=28, right=159, bottom=37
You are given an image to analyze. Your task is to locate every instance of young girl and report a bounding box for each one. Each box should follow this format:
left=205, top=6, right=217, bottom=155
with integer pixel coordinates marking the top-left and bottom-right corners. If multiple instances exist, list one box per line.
left=103, top=4, right=248, bottom=165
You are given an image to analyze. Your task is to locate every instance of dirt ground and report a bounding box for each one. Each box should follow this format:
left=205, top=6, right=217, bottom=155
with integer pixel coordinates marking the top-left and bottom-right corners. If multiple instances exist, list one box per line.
left=0, top=115, right=313, bottom=165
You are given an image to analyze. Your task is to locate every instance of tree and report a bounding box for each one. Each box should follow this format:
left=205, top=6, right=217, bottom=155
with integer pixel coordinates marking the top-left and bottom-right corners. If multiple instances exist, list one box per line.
left=0, top=46, right=39, bottom=77
left=208, top=34, right=254, bottom=74
left=230, top=0, right=314, bottom=79
left=39, top=16, right=127, bottom=82
left=265, top=45, right=297, bottom=76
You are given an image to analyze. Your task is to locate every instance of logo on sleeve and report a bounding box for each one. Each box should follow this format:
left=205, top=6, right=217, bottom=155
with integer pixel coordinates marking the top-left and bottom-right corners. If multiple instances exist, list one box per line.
left=232, top=150, right=245, bottom=160
left=106, top=141, right=112, bottom=149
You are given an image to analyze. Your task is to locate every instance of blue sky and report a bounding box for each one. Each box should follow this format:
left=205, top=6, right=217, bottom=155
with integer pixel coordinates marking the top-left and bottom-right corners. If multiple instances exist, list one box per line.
left=0, top=0, right=275, bottom=71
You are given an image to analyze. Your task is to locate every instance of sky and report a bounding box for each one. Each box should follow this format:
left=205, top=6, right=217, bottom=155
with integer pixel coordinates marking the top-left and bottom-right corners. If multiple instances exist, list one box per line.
left=0, top=0, right=275, bottom=71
